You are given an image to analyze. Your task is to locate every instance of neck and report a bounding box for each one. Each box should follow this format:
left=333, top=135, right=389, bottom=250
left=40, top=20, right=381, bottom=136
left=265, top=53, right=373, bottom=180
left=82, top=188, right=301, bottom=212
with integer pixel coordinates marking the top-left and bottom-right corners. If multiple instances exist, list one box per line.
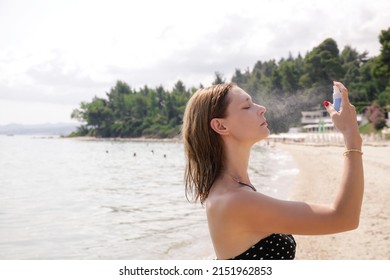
left=222, top=140, right=252, bottom=183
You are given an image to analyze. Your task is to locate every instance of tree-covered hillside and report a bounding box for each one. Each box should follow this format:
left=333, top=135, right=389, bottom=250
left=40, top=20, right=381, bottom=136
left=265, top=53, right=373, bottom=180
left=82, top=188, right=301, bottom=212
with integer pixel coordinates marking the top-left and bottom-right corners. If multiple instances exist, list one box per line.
left=71, top=28, right=390, bottom=137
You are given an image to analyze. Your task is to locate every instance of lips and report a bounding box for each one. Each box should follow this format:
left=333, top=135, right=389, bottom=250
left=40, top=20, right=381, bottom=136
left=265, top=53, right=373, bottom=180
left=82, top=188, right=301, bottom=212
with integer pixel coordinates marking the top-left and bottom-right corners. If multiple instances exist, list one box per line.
left=260, top=120, right=267, bottom=126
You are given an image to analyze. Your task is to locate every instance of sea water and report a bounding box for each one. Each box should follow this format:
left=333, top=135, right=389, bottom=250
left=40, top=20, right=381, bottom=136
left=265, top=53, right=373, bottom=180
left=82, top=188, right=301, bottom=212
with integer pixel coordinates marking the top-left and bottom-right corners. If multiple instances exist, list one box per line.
left=0, top=136, right=298, bottom=259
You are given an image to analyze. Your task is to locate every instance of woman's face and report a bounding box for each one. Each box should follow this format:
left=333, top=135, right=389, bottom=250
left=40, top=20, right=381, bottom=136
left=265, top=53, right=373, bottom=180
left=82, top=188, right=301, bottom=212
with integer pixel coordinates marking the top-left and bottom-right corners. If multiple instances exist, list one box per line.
left=223, top=86, right=269, bottom=143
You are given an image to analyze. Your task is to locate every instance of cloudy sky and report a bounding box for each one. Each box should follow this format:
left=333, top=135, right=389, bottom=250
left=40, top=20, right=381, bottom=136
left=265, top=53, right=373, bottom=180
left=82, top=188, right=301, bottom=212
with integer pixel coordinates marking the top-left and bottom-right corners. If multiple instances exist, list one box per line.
left=0, top=0, right=389, bottom=125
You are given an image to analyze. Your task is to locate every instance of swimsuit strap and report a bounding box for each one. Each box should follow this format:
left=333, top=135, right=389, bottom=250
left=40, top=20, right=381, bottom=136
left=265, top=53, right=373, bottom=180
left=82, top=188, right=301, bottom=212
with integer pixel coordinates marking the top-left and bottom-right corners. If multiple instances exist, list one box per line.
left=237, top=181, right=257, bottom=192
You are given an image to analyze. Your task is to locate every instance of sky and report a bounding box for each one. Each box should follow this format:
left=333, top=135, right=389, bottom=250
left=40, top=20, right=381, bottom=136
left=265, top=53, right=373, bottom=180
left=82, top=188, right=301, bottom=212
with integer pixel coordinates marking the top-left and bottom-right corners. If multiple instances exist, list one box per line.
left=0, top=0, right=389, bottom=125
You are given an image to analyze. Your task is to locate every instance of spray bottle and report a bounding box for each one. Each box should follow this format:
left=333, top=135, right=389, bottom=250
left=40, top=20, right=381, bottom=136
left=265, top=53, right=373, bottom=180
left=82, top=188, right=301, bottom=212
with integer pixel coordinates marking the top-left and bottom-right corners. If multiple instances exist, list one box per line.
left=333, top=85, right=341, bottom=112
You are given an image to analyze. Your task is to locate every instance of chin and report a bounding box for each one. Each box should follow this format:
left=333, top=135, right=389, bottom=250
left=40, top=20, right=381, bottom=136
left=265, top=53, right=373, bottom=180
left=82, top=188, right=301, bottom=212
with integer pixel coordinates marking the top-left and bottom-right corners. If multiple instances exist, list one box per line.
left=254, top=132, right=270, bottom=143
left=260, top=127, right=270, bottom=139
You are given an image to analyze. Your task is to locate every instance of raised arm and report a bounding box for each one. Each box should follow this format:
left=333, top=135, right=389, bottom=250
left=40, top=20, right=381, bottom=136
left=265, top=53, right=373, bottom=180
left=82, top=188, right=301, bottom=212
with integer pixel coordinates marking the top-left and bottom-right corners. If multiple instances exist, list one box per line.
left=324, top=81, right=364, bottom=229
left=227, top=81, right=364, bottom=235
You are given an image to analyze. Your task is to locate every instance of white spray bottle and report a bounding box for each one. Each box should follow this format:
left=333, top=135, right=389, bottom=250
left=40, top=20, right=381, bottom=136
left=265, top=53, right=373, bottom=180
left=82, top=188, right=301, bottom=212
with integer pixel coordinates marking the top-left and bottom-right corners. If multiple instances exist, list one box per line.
left=333, top=85, right=341, bottom=112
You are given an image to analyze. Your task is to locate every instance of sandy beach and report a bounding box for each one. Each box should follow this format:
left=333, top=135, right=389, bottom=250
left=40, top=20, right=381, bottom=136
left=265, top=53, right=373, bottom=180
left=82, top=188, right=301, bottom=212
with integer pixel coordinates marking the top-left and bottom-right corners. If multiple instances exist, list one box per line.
left=278, top=142, right=390, bottom=259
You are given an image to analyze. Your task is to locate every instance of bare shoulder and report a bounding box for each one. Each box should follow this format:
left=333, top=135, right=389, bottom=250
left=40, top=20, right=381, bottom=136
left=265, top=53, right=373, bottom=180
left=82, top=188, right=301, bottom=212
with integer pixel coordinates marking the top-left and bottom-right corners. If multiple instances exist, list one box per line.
left=206, top=186, right=262, bottom=217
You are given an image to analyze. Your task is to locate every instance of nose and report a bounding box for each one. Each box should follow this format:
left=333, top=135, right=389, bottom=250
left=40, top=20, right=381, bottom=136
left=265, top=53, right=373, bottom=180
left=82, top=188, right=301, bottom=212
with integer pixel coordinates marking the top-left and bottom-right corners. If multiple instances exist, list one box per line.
left=256, top=104, right=266, bottom=116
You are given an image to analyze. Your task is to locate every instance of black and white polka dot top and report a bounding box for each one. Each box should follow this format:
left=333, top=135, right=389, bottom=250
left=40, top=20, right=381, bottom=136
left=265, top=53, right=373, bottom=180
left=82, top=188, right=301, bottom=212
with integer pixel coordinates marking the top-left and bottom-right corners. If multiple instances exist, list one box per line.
left=229, top=233, right=296, bottom=260
left=228, top=181, right=296, bottom=260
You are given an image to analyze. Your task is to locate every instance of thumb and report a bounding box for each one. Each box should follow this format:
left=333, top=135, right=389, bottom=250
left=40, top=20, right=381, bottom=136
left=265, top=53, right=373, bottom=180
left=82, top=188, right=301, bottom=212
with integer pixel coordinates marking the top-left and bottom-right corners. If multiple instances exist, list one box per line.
left=333, top=81, right=350, bottom=109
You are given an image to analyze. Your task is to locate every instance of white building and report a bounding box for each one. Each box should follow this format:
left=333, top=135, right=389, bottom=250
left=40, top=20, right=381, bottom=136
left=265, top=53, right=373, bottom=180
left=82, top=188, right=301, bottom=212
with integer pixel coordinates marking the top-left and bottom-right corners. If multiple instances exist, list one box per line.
left=301, top=109, right=363, bottom=132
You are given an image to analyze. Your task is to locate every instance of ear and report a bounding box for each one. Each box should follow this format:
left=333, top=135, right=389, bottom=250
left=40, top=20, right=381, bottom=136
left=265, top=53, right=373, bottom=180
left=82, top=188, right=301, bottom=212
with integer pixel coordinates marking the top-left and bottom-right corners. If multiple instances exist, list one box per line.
left=210, top=118, right=229, bottom=136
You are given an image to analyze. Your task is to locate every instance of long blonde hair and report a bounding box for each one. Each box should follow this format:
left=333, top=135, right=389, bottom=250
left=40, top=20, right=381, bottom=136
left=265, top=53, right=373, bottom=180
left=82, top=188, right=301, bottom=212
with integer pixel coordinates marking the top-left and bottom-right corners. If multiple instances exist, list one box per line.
left=182, top=83, right=234, bottom=204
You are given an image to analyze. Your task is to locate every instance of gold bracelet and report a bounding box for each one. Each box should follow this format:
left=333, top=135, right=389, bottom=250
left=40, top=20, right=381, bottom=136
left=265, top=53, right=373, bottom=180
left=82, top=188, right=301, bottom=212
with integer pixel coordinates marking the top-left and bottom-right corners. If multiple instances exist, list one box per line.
left=343, top=149, right=363, bottom=156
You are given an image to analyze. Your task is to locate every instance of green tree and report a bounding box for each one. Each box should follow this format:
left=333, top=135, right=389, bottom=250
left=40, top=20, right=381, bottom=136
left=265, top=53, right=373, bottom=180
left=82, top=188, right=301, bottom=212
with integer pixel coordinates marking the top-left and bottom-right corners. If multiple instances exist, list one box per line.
left=378, top=91, right=390, bottom=107
left=212, top=72, right=226, bottom=85
left=279, top=60, right=299, bottom=93
left=372, top=27, right=390, bottom=113
left=231, top=68, right=249, bottom=86
left=80, top=97, right=113, bottom=137
left=300, top=38, right=344, bottom=87
left=106, top=80, right=132, bottom=120
left=373, top=28, right=390, bottom=92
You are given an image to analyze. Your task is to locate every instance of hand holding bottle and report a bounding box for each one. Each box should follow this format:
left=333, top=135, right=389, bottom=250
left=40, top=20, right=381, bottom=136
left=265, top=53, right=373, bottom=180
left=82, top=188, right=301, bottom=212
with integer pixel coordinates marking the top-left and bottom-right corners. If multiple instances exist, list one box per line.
left=324, top=81, right=362, bottom=149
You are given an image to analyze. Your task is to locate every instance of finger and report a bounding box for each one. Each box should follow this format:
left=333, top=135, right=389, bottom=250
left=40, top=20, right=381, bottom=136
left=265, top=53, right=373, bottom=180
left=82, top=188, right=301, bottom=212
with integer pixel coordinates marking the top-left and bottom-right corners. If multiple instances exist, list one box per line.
left=323, top=100, right=337, bottom=116
left=333, top=81, right=350, bottom=109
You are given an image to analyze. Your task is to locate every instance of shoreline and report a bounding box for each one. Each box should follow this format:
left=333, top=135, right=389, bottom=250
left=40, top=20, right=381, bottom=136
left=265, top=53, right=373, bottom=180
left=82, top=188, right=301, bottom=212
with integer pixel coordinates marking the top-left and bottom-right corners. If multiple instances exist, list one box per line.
left=62, top=136, right=181, bottom=143
left=277, top=143, right=390, bottom=259
left=63, top=133, right=390, bottom=147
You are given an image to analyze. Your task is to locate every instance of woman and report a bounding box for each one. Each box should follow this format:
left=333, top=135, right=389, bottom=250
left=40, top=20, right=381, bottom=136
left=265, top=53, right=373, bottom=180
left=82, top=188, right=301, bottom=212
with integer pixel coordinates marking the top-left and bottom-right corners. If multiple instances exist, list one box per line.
left=182, top=81, right=364, bottom=260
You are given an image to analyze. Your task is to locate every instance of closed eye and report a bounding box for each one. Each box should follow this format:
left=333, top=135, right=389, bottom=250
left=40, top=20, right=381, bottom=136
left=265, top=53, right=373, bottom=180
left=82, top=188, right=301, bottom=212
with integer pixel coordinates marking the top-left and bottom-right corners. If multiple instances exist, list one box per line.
left=243, top=101, right=252, bottom=109
left=241, top=96, right=253, bottom=109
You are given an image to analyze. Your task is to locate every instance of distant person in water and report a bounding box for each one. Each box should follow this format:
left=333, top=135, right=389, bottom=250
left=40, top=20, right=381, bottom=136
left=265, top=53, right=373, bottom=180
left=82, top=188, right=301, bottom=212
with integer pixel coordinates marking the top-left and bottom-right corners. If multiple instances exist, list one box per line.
left=182, top=82, right=364, bottom=260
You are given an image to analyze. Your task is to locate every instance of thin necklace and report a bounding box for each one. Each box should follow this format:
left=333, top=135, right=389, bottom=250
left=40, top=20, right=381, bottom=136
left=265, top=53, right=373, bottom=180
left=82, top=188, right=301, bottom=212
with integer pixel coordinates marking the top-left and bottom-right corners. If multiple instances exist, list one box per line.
left=231, top=177, right=257, bottom=192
